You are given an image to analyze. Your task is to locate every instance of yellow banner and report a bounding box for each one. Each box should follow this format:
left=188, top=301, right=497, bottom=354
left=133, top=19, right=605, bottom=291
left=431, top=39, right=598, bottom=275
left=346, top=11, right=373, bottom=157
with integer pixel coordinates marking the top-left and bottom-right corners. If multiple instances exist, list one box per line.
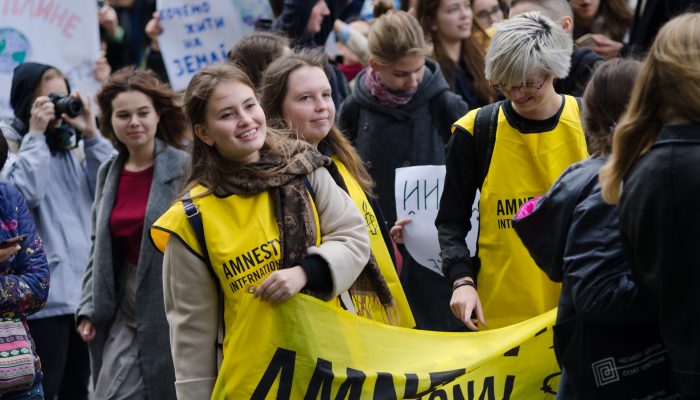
left=212, top=294, right=561, bottom=399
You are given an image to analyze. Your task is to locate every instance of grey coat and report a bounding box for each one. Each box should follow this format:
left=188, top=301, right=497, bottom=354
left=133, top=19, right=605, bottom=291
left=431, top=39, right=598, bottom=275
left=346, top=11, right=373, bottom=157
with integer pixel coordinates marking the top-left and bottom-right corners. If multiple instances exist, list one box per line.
left=77, top=139, right=188, bottom=400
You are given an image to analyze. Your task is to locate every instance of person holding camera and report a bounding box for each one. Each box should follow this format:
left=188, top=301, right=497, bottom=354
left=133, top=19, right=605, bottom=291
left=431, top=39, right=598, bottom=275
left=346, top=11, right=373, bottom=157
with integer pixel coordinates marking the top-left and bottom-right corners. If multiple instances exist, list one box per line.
left=1, top=62, right=114, bottom=400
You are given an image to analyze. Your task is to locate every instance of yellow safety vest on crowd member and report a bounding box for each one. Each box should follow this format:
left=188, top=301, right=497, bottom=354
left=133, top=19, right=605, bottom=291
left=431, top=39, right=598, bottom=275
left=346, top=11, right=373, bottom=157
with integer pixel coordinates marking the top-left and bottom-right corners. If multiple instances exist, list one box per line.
left=452, top=95, right=589, bottom=329
left=151, top=184, right=329, bottom=354
left=332, top=156, right=416, bottom=328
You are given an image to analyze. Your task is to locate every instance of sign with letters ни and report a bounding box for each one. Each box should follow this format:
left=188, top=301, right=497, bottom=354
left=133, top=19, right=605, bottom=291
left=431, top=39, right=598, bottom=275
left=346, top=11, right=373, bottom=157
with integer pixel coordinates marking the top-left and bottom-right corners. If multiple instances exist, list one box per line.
left=395, top=165, right=479, bottom=275
left=0, top=0, right=100, bottom=119
left=156, top=0, right=244, bottom=91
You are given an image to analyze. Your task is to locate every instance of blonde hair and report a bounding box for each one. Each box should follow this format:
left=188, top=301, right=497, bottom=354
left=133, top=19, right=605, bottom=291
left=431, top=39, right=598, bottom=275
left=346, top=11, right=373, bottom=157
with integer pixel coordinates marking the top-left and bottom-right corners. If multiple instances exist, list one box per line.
left=600, top=12, right=700, bottom=204
left=260, top=49, right=375, bottom=195
left=485, top=12, right=572, bottom=86
left=367, top=10, right=428, bottom=66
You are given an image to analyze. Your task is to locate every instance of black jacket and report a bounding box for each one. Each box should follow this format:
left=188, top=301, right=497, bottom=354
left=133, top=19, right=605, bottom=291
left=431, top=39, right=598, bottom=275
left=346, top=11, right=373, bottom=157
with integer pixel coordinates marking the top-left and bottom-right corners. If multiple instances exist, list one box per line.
left=620, top=123, right=700, bottom=397
left=513, top=157, right=668, bottom=399
left=337, top=59, right=468, bottom=225
left=554, top=46, right=603, bottom=97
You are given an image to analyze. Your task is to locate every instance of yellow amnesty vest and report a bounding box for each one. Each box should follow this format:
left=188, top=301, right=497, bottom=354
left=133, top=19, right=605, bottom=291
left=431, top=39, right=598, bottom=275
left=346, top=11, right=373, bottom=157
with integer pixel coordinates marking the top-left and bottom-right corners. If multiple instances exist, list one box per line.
left=151, top=184, right=324, bottom=354
left=332, top=157, right=416, bottom=328
left=452, top=96, right=589, bottom=329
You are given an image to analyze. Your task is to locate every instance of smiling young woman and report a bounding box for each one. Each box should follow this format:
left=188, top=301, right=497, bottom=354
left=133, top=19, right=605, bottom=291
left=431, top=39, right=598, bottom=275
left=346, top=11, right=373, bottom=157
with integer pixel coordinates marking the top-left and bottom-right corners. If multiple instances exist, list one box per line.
left=436, top=12, right=589, bottom=331
left=151, top=63, right=374, bottom=399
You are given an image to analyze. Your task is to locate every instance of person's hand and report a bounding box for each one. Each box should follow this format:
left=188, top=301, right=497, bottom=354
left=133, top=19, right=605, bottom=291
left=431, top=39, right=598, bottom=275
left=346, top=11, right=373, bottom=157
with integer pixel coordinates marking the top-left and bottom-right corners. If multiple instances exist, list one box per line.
left=93, top=57, right=111, bottom=84
left=62, top=90, right=97, bottom=138
left=390, top=217, right=412, bottom=244
left=449, top=278, right=486, bottom=331
left=98, top=4, right=120, bottom=39
left=77, top=318, right=96, bottom=342
left=0, top=244, right=21, bottom=263
left=28, top=96, right=56, bottom=134
left=579, top=33, right=623, bottom=60
left=254, top=266, right=308, bottom=303
left=145, top=11, right=162, bottom=51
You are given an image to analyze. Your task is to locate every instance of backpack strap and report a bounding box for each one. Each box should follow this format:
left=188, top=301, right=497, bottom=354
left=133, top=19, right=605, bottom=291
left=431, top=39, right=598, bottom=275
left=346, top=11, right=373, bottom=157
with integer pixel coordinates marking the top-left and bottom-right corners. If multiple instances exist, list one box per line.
left=302, top=175, right=316, bottom=201
left=473, top=101, right=501, bottom=189
left=180, top=193, right=225, bottom=371
left=575, top=96, right=583, bottom=112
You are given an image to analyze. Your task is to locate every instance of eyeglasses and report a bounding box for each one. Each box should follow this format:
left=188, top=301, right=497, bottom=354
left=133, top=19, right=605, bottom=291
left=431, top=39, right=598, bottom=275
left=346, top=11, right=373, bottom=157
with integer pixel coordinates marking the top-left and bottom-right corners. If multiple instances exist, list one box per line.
left=475, top=5, right=503, bottom=21
left=490, top=75, right=550, bottom=95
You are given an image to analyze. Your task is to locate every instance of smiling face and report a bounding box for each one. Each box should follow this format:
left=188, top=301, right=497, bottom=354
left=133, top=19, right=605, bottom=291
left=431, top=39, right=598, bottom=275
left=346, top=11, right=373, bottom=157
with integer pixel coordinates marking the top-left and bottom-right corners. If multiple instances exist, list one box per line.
left=307, top=0, right=330, bottom=34
left=433, top=0, right=473, bottom=42
left=493, top=71, right=557, bottom=117
left=282, top=66, right=335, bottom=146
left=110, top=90, right=160, bottom=155
left=196, top=80, right=267, bottom=163
left=371, top=54, right=426, bottom=94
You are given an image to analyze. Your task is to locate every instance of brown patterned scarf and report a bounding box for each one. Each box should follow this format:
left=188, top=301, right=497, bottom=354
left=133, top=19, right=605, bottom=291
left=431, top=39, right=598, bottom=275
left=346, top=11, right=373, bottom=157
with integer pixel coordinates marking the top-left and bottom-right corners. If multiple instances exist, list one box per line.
left=219, top=141, right=397, bottom=323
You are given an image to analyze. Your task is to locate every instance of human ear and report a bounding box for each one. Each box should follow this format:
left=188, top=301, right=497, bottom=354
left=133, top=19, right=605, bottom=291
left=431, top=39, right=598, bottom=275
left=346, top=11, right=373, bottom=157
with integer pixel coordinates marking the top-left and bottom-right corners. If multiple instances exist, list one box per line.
left=560, top=16, right=573, bottom=34
left=194, top=124, right=214, bottom=146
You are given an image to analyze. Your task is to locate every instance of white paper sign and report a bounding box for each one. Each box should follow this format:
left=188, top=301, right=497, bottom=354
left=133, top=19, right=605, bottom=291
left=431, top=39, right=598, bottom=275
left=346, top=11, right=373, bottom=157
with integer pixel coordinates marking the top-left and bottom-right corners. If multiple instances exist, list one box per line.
left=157, top=0, right=244, bottom=91
left=0, top=0, right=101, bottom=119
left=395, top=165, right=479, bottom=274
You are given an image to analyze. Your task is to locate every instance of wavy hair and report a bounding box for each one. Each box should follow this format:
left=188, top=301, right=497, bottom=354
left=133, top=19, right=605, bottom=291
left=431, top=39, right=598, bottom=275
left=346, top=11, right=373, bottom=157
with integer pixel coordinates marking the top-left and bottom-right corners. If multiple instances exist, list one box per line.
left=97, top=66, right=188, bottom=154
left=182, top=63, right=298, bottom=197
left=599, top=13, right=700, bottom=203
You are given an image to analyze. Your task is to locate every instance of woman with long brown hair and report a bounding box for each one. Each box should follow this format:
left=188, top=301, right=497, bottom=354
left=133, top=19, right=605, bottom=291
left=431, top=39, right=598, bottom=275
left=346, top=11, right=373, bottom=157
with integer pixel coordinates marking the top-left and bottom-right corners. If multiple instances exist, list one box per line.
left=151, top=63, right=371, bottom=399
left=260, top=48, right=415, bottom=328
left=416, top=0, right=496, bottom=107
left=76, top=66, right=189, bottom=399
left=570, top=0, right=632, bottom=59
left=599, top=13, right=700, bottom=398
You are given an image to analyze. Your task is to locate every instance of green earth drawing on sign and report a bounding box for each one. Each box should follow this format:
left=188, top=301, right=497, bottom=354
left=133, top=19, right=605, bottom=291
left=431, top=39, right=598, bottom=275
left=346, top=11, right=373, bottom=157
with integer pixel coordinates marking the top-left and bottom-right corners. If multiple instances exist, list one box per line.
left=0, top=28, right=31, bottom=73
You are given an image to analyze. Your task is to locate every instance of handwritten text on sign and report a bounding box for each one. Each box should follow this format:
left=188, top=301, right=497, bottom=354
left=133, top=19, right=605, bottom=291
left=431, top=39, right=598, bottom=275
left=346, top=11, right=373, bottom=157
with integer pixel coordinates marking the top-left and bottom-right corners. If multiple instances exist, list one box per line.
left=157, top=0, right=244, bottom=90
left=395, top=166, right=479, bottom=274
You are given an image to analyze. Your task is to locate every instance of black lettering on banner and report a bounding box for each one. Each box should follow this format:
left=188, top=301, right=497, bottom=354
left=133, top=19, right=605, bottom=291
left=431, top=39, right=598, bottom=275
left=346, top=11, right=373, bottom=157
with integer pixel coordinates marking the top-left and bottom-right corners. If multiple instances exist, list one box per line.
left=429, top=390, right=448, bottom=400
left=424, top=179, right=440, bottom=210
left=374, top=373, right=397, bottom=400
left=496, top=197, right=534, bottom=217
left=497, top=219, right=512, bottom=230
left=222, top=261, right=234, bottom=279
left=252, top=348, right=296, bottom=399
left=335, top=368, right=366, bottom=399
left=403, top=369, right=466, bottom=398
left=479, top=376, right=496, bottom=400
left=303, top=358, right=334, bottom=399
left=452, top=384, right=466, bottom=400
left=403, top=180, right=420, bottom=211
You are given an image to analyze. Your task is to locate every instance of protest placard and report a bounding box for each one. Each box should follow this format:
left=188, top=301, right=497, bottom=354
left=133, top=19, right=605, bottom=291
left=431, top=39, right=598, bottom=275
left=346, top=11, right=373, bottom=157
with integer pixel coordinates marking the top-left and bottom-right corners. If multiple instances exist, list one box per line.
left=395, top=165, right=479, bottom=274
left=156, top=0, right=244, bottom=91
left=0, top=0, right=100, bottom=119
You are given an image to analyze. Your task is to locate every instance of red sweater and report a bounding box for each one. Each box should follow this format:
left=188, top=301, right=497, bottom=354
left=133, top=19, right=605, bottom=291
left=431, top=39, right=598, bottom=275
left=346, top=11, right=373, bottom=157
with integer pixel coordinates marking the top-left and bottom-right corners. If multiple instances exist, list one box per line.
left=110, top=166, right=154, bottom=266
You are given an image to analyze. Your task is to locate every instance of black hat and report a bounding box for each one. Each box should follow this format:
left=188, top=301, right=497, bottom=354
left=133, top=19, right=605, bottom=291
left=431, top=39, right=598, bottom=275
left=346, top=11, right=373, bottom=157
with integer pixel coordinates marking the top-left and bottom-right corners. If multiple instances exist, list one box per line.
left=9, top=62, right=70, bottom=134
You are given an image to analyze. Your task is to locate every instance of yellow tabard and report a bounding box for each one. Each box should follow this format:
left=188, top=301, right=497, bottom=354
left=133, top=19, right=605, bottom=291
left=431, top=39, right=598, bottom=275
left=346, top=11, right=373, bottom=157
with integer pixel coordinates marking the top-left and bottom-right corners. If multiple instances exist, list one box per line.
left=332, top=157, right=416, bottom=328
left=453, top=96, right=589, bottom=328
left=150, top=184, right=323, bottom=355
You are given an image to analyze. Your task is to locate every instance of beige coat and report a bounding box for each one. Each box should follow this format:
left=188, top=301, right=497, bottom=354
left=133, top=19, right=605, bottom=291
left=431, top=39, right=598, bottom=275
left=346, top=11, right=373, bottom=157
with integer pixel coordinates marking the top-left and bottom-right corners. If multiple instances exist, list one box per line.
left=162, top=167, right=370, bottom=399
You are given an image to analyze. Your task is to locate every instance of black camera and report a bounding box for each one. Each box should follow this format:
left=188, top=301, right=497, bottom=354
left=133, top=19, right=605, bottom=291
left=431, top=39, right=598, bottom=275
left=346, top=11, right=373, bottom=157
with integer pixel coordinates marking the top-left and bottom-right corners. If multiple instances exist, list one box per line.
left=48, top=93, right=83, bottom=119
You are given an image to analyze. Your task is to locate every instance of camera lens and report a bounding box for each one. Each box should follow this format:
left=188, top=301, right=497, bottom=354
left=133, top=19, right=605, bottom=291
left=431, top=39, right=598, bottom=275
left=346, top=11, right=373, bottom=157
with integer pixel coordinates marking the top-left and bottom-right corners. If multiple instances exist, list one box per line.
left=49, top=93, right=84, bottom=118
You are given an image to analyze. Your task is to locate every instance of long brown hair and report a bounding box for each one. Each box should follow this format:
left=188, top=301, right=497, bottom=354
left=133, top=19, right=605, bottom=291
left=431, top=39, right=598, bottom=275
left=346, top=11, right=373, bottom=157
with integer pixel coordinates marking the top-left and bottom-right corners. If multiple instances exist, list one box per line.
left=574, top=0, right=632, bottom=42
left=599, top=13, right=700, bottom=204
left=581, top=58, right=641, bottom=156
left=260, top=49, right=375, bottom=195
left=97, top=66, right=188, bottom=154
left=415, top=0, right=496, bottom=104
left=182, top=63, right=299, bottom=196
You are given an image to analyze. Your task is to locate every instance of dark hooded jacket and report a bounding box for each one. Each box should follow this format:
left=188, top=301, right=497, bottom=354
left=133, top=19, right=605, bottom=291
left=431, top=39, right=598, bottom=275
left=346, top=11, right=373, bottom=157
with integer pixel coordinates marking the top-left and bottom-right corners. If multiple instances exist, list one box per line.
left=338, top=58, right=468, bottom=226
left=554, top=46, right=603, bottom=98
left=337, top=59, right=469, bottom=332
left=10, top=62, right=69, bottom=135
left=513, top=157, right=673, bottom=399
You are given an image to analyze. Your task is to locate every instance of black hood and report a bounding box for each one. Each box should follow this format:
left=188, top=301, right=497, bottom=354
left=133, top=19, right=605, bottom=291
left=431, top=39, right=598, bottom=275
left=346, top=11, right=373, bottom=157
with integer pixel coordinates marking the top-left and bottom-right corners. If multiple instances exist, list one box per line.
left=10, top=62, right=70, bottom=134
